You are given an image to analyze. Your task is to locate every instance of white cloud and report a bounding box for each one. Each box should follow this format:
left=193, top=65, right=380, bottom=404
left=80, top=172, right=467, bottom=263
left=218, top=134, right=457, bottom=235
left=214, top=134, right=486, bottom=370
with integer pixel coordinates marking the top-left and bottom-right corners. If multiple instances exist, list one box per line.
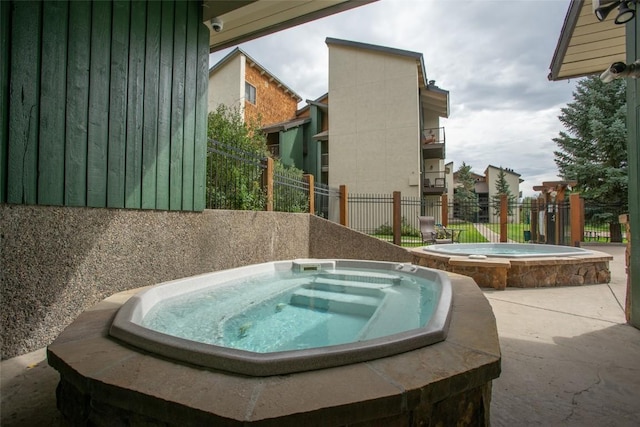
left=210, top=0, right=580, bottom=197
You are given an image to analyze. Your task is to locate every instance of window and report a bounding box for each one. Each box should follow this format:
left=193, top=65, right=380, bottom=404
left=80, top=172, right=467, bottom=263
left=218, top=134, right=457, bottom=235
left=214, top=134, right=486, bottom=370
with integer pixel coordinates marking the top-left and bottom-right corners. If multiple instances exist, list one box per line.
left=245, top=82, right=256, bottom=104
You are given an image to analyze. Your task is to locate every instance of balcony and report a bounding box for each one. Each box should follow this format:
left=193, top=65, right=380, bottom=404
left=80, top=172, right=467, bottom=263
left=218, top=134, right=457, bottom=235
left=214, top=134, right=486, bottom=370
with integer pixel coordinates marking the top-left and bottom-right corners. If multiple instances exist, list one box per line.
left=421, top=127, right=446, bottom=160
left=423, top=172, right=446, bottom=195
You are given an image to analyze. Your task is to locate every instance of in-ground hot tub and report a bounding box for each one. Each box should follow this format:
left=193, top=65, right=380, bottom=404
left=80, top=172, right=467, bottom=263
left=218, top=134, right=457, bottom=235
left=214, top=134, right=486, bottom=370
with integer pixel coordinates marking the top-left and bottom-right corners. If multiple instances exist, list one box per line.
left=48, top=260, right=501, bottom=426
left=410, top=243, right=613, bottom=289
left=110, top=259, right=452, bottom=376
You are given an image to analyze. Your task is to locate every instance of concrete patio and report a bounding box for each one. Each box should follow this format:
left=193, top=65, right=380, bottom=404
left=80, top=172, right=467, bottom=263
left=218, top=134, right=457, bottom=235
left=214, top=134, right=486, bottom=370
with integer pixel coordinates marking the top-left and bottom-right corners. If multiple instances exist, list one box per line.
left=1, top=244, right=638, bottom=426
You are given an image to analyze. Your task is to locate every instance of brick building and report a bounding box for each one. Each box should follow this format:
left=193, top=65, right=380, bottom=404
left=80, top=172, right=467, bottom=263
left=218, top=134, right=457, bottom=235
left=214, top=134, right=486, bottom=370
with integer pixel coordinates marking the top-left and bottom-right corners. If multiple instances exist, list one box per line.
left=208, top=47, right=302, bottom=126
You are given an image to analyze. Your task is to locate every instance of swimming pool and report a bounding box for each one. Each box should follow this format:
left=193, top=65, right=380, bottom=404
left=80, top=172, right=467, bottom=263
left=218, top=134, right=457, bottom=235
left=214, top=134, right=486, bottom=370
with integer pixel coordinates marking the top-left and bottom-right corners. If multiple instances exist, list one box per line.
left=110, top=259, right=452, bottom=376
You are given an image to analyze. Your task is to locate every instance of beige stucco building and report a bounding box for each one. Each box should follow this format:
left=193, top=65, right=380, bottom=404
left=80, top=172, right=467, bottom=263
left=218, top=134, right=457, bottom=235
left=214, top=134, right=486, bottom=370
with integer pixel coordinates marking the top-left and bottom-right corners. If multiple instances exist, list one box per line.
left=325, top=38, right=449, bottom=225
left=326, top=38, right=449, bottom=197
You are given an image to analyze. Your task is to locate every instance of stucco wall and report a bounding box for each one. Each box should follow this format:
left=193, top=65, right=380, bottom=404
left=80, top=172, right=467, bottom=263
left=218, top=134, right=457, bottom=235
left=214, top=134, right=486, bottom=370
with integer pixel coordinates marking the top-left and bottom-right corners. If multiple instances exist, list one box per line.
left=0, top=205, right=408, bottom=359
left=208, top=54, right=244, bottom=113
left=328, top=44, right=421, bottom=196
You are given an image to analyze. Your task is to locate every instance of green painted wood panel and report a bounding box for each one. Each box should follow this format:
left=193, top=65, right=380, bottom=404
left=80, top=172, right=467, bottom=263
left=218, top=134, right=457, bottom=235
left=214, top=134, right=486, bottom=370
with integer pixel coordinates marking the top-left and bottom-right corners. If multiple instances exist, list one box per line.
left=65, top=0, right=91, bottom=206
left=627, top=21, right=640, bottom=328
left=3, top=0, right=207, bottom=212
left=193, top=20, right=209, bottom=212
left=38, top=0, right=68, bottom=206
left=107, top=0, right=130, bottom=208
left=87, top=0, right=112, bottom=207
left=181, top=1, right=198, bottom=210
left=170, top=0, right=187, bottom=210
left=125, top=0, right=146, bottom=209
left=156, top=0, right=175, bottom=210
left=142, top=0, right=161, bottom=209
left=1, top=0, right=10, bottom=202
left=7, top=1, right=41, bottom=204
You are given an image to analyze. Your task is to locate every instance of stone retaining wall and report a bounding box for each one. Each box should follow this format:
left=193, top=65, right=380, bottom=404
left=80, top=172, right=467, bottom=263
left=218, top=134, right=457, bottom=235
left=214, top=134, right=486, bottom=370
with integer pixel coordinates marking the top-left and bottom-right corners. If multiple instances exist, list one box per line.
left=1, top=204, right=409, bottom=359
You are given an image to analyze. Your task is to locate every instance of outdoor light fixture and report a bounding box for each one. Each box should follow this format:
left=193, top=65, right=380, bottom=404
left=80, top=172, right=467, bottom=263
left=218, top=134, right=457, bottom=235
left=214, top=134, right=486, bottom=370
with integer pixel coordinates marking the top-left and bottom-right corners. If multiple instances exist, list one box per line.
left=593, top=0, right=637, bottom=24
left=600, top=60, right=640, bottom=83
left=615, top=1, right=636, bottom=23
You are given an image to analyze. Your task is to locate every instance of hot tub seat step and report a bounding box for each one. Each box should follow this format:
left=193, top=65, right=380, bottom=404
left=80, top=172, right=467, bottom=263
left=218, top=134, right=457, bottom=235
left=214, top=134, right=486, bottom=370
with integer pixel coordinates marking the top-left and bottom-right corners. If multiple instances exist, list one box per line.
left=290, top=288, right=381, bottom=316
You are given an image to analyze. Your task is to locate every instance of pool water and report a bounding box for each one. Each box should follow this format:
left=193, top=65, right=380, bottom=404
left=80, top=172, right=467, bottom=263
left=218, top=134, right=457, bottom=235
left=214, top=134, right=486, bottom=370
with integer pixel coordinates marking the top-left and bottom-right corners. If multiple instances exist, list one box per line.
left=142, top=268, right=441, bottom=353
left=424, top=243, right=592, bottom=258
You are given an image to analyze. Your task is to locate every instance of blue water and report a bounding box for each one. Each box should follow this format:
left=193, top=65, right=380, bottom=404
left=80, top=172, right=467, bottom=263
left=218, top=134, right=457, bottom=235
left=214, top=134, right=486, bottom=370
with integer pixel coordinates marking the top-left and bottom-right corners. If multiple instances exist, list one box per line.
left=142, top=268, right=441, bottom=353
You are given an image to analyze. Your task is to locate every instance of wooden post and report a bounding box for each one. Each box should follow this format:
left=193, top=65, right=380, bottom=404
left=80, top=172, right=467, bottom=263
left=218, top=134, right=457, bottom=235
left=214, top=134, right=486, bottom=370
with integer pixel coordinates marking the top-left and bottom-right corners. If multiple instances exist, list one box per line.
left=264, top=157, right=274, bottom=211
left=441, top=194, right=448, bottom=227
left=393, top=191, right=401, bottom=246
left=500, top=194, right=507, bottom=242
left=555, top=187, right=565, bottom=245
left=305, top=174, right=314, bottom=215
left=569, top=193, right=582, bottom=247
left=339, top=185, right=348, bottom=227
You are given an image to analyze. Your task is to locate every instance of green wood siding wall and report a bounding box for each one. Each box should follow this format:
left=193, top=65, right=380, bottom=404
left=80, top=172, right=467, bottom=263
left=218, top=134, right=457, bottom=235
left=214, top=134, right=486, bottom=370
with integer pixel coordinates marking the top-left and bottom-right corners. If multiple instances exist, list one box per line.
left=0, top=0, right=208, bottom=211
left=627, top=19, right=640, bottom=328
left=280, top=127, right=304, bottom=169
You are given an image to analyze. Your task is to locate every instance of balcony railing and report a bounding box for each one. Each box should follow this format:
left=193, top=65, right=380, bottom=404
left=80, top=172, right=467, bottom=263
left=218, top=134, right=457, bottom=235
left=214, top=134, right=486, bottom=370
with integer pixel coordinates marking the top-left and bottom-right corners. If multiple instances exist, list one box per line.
left=422, top=127, right=445, bottom=160
left=422, top=171, right=446, bottom=195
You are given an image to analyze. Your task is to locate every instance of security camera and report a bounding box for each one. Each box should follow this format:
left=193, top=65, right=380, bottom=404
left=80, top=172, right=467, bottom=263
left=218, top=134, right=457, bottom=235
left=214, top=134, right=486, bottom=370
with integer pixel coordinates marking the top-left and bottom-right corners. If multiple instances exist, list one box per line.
left=211, top=17, right=223, bottom=32
left=600, top=60, right=640, bottom=83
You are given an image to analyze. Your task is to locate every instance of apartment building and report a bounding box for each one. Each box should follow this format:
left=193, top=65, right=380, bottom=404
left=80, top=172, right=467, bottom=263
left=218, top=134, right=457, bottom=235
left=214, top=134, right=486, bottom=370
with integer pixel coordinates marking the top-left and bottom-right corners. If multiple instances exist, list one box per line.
left=208, top=47, right=302, bottom=126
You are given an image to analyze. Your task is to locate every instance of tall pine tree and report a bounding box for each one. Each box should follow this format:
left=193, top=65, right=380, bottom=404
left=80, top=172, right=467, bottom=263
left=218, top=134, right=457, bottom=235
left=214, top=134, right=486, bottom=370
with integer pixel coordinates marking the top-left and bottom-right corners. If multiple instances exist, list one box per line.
left=491, top=167, right=517, bottom=217
left=454, top=162, right=480, bottom=222
left=553, top=76, right=627, bottom=241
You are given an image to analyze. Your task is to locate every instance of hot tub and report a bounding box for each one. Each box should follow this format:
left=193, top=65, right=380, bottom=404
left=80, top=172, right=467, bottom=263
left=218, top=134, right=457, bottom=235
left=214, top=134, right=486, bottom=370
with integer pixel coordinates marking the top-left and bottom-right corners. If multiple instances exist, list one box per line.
left=110, top=259, right=452, bottom=376
left=410, top=243, right=613, bottom=289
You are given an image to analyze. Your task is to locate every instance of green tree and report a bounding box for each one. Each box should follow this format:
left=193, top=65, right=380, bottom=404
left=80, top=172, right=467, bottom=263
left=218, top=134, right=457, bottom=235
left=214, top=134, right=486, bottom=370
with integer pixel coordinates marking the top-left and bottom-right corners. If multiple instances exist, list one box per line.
left=490, top=167, right=517, bottom=217
left=453, top=162, right=480, bottom=222
left=553, top=76, right=627, bottom=241
left=207, top=105, right=308, bottom=212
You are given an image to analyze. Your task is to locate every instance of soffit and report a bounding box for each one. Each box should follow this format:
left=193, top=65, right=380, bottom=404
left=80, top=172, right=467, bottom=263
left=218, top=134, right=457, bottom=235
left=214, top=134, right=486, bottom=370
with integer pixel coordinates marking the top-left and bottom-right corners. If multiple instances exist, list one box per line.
left=421, top=87, right=449, bottom=118
left=204, top=0, right=377, bottom=52
left=549, top=0, right=626, bottom=81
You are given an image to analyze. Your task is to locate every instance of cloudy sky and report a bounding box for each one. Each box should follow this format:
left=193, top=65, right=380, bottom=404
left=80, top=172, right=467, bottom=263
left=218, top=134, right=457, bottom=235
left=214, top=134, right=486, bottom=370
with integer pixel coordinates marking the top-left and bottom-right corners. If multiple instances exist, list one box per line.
left=210, top=0, right=581, bottom=197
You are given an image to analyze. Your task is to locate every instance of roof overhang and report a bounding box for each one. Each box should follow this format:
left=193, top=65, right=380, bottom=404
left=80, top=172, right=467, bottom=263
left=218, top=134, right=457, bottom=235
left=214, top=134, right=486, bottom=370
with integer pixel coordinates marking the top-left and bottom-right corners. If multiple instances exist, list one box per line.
left=420, top=85, right=450, bottom=118
left=262, top=117, right=311, bottom=134
left=548, top=0, right=626, bottom=81
left=204, top=0, right=378, bottom=52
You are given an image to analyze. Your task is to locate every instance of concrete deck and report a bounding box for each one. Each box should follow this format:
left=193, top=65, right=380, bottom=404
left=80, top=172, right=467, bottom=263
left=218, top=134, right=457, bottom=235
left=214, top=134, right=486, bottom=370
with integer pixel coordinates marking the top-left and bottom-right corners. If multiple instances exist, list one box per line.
left=2, top=244, right=639, bottom=426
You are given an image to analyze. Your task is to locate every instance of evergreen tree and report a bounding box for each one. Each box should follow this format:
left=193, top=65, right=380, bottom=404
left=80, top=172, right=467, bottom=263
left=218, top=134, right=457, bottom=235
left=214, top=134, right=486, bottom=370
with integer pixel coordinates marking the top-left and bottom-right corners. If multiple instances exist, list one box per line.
left=553, top=76, right=627, bottom=241
left=490, top=167, right=517, bottom=217
left=453, top=162, right=480, bottom=222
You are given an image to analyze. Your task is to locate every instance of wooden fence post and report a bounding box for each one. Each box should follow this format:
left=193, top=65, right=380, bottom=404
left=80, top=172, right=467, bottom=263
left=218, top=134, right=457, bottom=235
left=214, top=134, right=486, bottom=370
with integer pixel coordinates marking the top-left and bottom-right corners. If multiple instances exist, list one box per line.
left=339, top=185, right=348, bottom=227
left=570, top=193, right=582, bottom=247
left=264, top=157, right=274, bottom=211
left=393, top=191, right=401, bottom=245
left=441, top=194, right=448, bottom=227
left=305, top=174, right=314, bottom=215
left=500, top=194, right=508, bottom=242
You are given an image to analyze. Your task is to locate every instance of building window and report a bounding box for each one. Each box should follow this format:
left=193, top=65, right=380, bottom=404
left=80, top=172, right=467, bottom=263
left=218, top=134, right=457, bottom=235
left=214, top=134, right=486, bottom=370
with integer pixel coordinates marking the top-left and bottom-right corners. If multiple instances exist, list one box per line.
left=245, top=82, right=256, bottom=104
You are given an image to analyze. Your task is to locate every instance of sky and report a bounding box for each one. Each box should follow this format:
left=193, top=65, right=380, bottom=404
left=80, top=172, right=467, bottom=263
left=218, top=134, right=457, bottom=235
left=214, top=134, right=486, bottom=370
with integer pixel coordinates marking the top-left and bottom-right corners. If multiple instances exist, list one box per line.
left=210, top=0, right=581, bottom=198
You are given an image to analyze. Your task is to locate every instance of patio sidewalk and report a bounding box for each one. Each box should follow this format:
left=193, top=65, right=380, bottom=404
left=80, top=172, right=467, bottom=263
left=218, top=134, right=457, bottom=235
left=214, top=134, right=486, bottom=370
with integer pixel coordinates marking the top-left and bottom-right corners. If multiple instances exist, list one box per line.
left=1, top=245, right=638, bottom=426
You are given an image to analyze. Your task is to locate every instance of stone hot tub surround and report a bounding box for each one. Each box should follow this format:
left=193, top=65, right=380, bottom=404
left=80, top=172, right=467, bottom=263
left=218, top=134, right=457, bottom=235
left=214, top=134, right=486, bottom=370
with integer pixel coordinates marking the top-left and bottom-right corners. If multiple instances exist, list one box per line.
left=410, top=246, right=613, bottom=290
left=47, top=273, right=500, bottom=426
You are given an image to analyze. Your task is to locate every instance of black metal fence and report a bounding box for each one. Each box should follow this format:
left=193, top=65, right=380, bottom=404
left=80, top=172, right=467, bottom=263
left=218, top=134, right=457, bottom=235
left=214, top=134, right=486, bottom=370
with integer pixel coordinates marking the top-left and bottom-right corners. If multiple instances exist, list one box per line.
left=348, top=193, right=628, bottom=246
left=206, top=140, right=266, bottom=211
left=273, top=165, right=309, bottom=213
left=206, top=139, right=338, bottom=215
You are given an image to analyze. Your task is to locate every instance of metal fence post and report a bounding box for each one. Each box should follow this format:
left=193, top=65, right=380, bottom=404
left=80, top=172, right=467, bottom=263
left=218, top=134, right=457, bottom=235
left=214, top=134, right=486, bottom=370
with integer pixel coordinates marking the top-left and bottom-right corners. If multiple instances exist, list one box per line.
left=340, top=185, right=348, bottom=226
left=393, top=191, right=401, bottom=245
left=500, top=194, right=508, bottom=242
left=264, top=157, right=274, bottom=211
left=305, top=174, right=314, bottom=214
